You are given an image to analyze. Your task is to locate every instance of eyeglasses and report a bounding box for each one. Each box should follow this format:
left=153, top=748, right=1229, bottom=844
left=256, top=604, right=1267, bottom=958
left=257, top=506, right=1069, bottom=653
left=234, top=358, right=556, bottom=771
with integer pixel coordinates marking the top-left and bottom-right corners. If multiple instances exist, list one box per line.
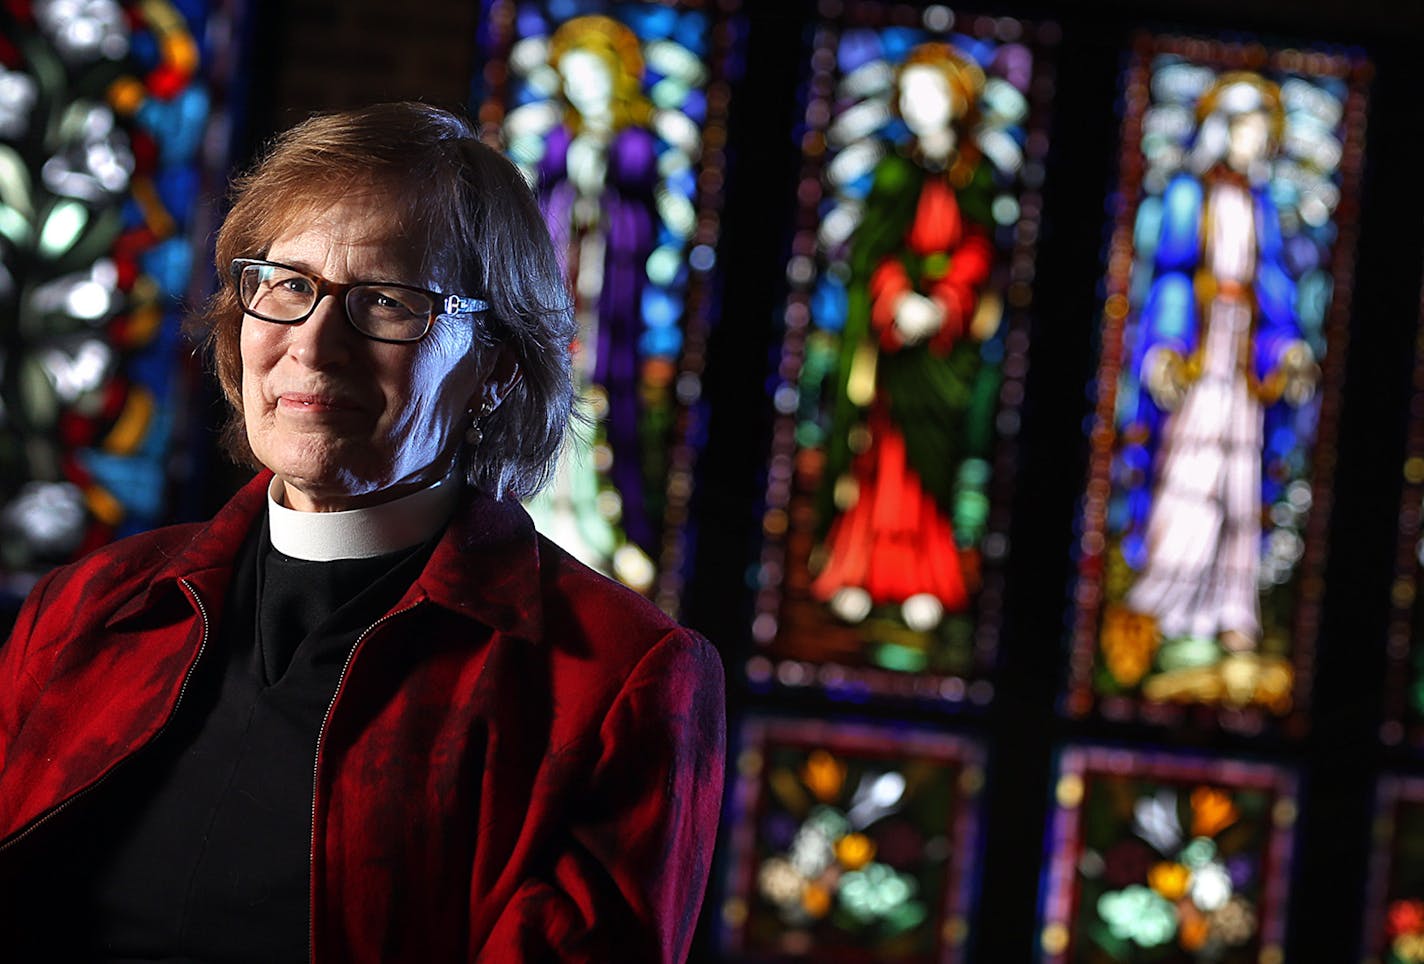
left=231, top=258, right=491, bottom=344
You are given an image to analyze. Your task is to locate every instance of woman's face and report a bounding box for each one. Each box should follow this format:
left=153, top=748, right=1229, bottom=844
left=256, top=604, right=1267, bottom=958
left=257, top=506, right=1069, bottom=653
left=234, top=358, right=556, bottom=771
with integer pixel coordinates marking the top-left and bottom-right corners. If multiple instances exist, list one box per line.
left=239, top=193, right=489, bottom=512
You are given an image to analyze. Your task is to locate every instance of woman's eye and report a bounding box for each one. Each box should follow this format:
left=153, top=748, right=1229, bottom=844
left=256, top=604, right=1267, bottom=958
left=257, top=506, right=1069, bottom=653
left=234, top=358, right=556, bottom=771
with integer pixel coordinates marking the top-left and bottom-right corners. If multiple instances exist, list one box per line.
left=277, top=277, right=314, bottom=295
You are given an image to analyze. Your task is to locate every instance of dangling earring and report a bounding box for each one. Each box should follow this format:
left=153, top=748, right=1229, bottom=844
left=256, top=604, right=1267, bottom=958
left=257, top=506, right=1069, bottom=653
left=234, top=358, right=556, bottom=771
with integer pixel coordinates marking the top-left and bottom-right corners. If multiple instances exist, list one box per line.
left=465, top=399, right=496, bottom=446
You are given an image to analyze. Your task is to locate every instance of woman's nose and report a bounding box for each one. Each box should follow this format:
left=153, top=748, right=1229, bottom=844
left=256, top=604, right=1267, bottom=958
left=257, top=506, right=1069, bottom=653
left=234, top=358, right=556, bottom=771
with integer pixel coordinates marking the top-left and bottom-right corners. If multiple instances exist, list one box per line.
left=287, top=294, right=356, bottom=368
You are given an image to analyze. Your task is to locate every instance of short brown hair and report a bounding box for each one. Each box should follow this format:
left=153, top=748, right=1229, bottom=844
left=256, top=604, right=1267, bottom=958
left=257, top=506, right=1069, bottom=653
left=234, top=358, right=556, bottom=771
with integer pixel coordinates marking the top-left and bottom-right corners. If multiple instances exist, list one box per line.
left=192, top=102, right=575, bottom=499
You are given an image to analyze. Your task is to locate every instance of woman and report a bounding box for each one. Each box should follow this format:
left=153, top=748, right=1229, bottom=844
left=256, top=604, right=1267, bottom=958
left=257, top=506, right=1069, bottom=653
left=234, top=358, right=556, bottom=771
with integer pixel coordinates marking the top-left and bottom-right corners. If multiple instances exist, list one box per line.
left=0, top=103, right=725, bottom=962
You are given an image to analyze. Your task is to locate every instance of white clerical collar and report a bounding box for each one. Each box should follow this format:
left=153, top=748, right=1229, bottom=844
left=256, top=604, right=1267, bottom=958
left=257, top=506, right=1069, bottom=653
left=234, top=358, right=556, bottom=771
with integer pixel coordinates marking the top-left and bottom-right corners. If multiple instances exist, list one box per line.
left=267, top=475, right=459, bottom=561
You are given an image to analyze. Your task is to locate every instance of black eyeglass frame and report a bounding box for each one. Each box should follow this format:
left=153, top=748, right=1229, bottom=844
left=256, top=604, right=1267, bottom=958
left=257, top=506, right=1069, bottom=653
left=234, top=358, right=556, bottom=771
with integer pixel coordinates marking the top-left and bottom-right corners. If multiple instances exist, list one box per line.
left=230, top=257, right=492, bottom=344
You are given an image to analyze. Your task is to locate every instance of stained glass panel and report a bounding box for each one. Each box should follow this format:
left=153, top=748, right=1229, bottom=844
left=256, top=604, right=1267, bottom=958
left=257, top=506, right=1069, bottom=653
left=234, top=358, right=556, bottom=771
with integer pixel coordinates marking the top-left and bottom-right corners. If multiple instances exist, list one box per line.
left=1067, top=36, right=1370, bottom=730
left=748, top=1, right=1056, bottom=705
left=473, top=0, right=740, bottom=615
left=1365, top=775, right=1424, bottom=964
left=0, top=0, right=239, bottom=610
left=719, top=716, right=985, bottom=962
left=1040, top=744, right=1298, bottom=964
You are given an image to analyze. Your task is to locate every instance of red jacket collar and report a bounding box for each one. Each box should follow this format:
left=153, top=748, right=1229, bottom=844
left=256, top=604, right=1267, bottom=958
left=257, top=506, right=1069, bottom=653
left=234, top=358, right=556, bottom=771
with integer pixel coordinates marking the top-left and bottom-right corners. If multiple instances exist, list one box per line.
left=108, top=471, right=545, bottom=643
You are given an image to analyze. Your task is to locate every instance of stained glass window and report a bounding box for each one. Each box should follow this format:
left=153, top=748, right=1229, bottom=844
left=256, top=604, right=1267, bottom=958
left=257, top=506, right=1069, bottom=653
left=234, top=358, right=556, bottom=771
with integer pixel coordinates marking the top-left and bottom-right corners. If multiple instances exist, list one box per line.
left=748, top=1, right=1055, bottom=705
left=1040, top=744, right=1298, bottom=963
left=0, top=0, right=239, bottom=610
left=473, top=0, right=740, bottom=615
left=1365, top=775, right=1424, bottom=964
left=1067, top=36, right=1370, bottom=730
left=719, top=716, right=985, bottom=961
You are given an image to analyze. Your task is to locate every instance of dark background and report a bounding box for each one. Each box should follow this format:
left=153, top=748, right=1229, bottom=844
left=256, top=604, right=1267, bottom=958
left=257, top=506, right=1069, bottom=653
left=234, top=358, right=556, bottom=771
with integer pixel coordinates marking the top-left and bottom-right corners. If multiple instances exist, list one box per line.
left=214, top=0, right=1424, bottom=958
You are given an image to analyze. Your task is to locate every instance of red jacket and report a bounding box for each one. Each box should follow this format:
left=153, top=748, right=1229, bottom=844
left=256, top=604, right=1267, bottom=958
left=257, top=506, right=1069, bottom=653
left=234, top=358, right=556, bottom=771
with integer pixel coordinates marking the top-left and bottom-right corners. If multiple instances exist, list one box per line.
left=0, top=472, right=725, bottom=962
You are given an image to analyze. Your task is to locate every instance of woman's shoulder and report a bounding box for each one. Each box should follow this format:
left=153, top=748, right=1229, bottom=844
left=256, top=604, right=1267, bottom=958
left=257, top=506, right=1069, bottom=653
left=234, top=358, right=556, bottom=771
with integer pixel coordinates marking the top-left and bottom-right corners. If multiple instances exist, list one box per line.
left=42, top=521, right=209, bottom=589
left=533, top=533, right=714, bottom=662
left=15, top=521, right=212, bottom=626
left=36, top=473, right=269, bottom=607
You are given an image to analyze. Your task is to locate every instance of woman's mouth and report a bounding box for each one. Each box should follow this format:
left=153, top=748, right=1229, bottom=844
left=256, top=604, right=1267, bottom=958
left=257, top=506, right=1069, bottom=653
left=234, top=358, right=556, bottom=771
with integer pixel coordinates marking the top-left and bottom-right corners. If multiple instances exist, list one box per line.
left=278, top=392, right=358, bottom=413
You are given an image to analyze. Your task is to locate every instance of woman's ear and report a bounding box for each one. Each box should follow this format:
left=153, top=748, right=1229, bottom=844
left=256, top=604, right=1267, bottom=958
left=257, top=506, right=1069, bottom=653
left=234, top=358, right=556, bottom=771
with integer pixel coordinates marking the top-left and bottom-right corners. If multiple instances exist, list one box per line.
left=475, top=345, right=522, bottom=412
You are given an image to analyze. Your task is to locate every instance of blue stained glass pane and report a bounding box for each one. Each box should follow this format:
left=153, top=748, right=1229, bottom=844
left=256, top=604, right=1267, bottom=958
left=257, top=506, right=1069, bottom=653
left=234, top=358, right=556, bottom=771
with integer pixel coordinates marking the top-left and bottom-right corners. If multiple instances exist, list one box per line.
left=639, top=324, right=681, bottom=358
left=139, top=87, right=209, bottom=165
left=1122, top=531, right=1147, bottom=570
left=681, top=88, right=706, bottom=125
left=79, top=447, right=168, bottom=518
left=617, top=3, right=677, bottom=41
left=665, top=166, right=695, bottom=198
left=1127, top=197, right=1161, bottom=257
left=1284, top=234, right=1320, bottom=276
left=880, top=27, right=924, bottom=63
left=140, top=239, right=193, bottom=298
left=121, top=198, right=145, bottom=229
left=641, top=286, right=682, bottom=328
left=156, top=167, right=199, bottom=225
left=843, top=169, right=875, bottom=200
left=128, top=322, right=182, bottom=390
left=981, top=334, right=1005, bottom=365
left=1107, top=493, right=1129, bottom=532
left=130, top=31, right=160, bottom=69
left=515, top=4, right=548, bottom=36
left=547, top=0, right=580, bottom=24
left=951, top=35, right=995, bottom=68
left=1156, top=176, right=1204, bottom=270
left=1297, top=269, right=1330, bottom=343
left=838, top=29, right=883, bottom=73
left=1121, top=444, right=1150, bottom=476
left=878, top=118, right=910, bottom=149
left=672, top=12, right=709, bottom=56
left=171, top=0, right=210, bottom=34
left=1256, top=259, right=1296, bottom=331
left=1140, top=271, right=1195, bottom=349
left=512, top=85, right=545, bottom=108
left=811, top=276, right=846, bottom=332
left=1262, top=477, right=1283, bottom=506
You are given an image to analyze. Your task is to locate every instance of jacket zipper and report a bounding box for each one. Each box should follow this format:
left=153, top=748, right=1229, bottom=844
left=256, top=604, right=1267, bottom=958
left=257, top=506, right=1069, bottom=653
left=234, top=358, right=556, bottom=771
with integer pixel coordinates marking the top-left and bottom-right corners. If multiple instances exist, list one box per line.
left=0, top=577, right=213, bottom=855
left=309, top=601, right=421, bottom=964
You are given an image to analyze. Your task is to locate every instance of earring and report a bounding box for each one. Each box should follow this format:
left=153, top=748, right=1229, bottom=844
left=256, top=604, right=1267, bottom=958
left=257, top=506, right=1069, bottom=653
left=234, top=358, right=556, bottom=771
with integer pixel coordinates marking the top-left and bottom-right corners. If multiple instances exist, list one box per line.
left=465, top=398, right=497, bottom=446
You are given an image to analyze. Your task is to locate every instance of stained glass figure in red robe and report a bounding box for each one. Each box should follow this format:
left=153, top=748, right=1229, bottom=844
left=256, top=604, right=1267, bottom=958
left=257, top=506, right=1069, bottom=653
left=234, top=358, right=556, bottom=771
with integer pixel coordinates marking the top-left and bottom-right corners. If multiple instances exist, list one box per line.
left=811, top=43, right=996, bottom=636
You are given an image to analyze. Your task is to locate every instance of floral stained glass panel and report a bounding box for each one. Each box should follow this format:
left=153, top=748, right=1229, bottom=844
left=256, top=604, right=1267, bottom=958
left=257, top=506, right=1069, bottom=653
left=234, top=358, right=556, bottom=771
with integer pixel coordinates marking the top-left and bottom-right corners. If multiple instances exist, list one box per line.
left=750, top=1, right=1056, bottom=705
left=1040, top=744, right=1298, bottom=964
left=1364, top=776, right=1424, bottom=964
left=473, top=0, right=740, bottom=615
left=1067, top=36, right=1370, bottom=729
left=0, top=0, right=237, bottom=609
left=719, top=717, right=985, bottom=962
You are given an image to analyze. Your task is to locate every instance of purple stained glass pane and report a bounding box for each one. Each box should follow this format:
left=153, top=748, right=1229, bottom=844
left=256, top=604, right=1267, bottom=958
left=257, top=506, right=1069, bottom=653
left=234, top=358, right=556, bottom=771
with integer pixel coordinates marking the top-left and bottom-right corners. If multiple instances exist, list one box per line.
left=474, top=0, right=743, bottom=617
